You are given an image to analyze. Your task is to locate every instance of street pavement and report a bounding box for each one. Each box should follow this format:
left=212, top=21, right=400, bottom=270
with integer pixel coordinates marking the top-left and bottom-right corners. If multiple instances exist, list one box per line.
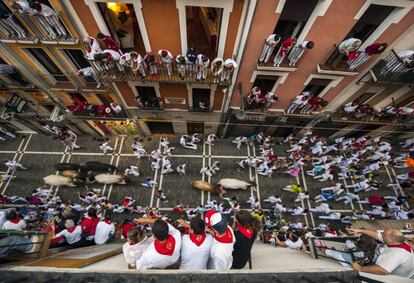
left=0, top=134, right=412, bottom=229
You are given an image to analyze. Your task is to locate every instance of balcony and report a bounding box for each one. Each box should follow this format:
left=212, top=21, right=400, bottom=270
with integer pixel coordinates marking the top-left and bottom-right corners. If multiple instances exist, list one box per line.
left=257, top=44, right=310, bottom=69
left=0, top=14, right=38, bottom=43
left=318, top=44, right=378, bottom=75
left=0, top=74, right=36, bottom=90
left=90, top=61, right=232, bottom=86
left=39, top=73, right=105, bottom=92
left=17, top=12, right=77, bottom=44
left=369, top=49, right=414, bottom=85
left=241, top=97, right=273, bottom=113
left=331, top=110, right=409, bottom=125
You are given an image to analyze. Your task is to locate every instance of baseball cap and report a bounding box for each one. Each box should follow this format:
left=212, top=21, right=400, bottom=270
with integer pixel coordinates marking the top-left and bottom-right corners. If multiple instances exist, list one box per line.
left=204, top=210, right=227, bottom=234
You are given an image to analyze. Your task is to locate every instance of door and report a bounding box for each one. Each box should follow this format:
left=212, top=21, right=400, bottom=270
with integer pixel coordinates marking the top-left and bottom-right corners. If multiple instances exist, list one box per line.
left=146, top=121, right=174, bottom=134
left=187, top=122, right=204, bottom=135
left=192, top=88, right=210, bottom=109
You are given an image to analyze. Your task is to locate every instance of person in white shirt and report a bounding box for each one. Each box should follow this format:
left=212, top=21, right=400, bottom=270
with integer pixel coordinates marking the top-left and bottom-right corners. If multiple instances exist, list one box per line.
left=348, top=227, right=414, bottom=278
left=205, top=134, right=218, bottom=146
left=259, top=34, right=281, bottom=63
left=232, top=136, right=247, bottom=149
left=222, top=58, right=237, bottom=82
left=53, top=219, right=82, bottom=245
left=204, top=210, right=235, bottom=270
left=158, top=49, right=173, bottom=77
left=211, top=57, right=224, bottom=83
left=264, top=195, right=282, bottom=205
left=94, top=214, right=115, bottom=245
left=274, top=230, right=305, bottom=251
left=196, top=54, right=210, bottom=81
left=135, top=218, right=182, bottom=270
left=124, top=165, right=139, bottom=177
left=123, top=227, right=153, bottom=269
left=99, top=139, right=113, bottom=154
left=310, top=203, right=331, bottom=214
left=176, top=163, right=186, bottom=175
left=77, top=67, right=101, bottom=88
left=287, top=92, right=310, bottom=114
left=2, top=210, right=26, bottom=230
left=4, top=160, right=26, bottom=170
left=179, top=216, right=213, bottom=270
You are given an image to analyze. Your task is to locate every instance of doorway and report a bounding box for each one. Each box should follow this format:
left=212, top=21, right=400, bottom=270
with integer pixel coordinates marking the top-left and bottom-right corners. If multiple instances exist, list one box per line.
left=187, top=122, right=204, bottom=135
left=97, top=2, right=145, bottom=53
left=192, top=88, right=211, bottom=110
left=146, top=121, right=174, bottom=134
left=186, top=6, right=222, bottom=59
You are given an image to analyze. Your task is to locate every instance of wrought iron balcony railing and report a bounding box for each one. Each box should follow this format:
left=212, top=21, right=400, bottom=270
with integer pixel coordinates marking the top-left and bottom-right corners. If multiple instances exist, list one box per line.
left=319, top=44, right=379, bottom=73
left=331, top=110, right=409, bottom=125
left=39, top=73, right=104, bottom=91
left=90, top=61, right=232, bottom=86
left=370, top=49, right=414, bottom=85
left=0, top=14, right=37, bottom=43
left=0, top=74, right=36, bottom=90
left=18, top=12, right=77, bottom=44
left=257, top=44, right=310, bottom=68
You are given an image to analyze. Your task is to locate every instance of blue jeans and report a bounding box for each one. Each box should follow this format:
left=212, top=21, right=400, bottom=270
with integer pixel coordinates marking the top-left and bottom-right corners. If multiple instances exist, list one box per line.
left=0, top=236, right=33, bottom=257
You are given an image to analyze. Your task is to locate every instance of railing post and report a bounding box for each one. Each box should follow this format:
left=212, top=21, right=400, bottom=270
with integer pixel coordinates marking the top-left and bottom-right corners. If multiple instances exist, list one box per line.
left=308, top=237, right=318, bottom=259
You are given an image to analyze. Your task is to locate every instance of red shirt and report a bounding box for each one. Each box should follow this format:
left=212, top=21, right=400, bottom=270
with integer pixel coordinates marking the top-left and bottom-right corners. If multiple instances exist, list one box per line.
left=121, top=222, right=137, bottom=239
left=81, top=217, right=99, bottom=236
left=103, top=36, right=121, bottom=54
left=368, top=195, right=385, bottom=205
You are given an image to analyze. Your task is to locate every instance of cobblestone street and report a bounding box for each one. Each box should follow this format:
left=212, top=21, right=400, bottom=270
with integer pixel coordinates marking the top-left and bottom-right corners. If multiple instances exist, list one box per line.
left=0, top=134, right=412, bottom=228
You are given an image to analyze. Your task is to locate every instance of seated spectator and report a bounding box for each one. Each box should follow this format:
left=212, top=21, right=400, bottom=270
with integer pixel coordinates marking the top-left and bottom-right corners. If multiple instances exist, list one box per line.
left=135, top=218, right=181, bottom=270
left=204, top=210, right=235, bottom=270
left=231, top=210, right=261, bottom=269
left=179, top=215, right=213, bottom=270
left=53, top=219, right=82, bottom=246
left=348, top=227, right=414, bottom=278
left=122, top=227, right=153, bottom=269
left=2, top=210, right=26, bottom=230
left=80, top=207, right=100, bottom=243
left=94, top=214, right=115, bottom=245
left=274, top=230, right=306, bottom=251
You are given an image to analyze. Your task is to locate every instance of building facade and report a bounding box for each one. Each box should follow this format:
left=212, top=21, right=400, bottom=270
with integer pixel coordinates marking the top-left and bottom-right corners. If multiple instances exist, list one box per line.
left=0, top=0, right=413, bottom=139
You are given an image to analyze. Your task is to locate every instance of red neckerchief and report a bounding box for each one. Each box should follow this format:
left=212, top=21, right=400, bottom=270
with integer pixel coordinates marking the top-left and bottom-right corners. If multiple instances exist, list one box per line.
left=9, top=217, right=20, bottom=224
left=388, top=243, right=413, bottom=253
left=189, top=233, right=206, bottom=247
left=67, top=226, right=76, bottom=233
left=214, top=227, right=233, bottom=243
left=154, top=235, right=176, bottom=256
left=238, top=224, right=253, bottom=239
left=104, top=220, right=112, bottom=225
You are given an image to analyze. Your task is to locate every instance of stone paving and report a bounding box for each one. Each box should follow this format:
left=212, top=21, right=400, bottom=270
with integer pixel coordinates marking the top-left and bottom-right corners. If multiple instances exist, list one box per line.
left=0, top=134, right=412, bottom=228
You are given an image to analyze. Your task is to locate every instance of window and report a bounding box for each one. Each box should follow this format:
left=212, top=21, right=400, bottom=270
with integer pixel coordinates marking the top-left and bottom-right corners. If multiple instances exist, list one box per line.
left=274, top=0, right=319, bottom=39
left=302, top=78, right=331, bottom=97
left=97, top=2, right=145, bottom=53
left=26, top=48, right=67, bottom=82
left=252, top=75, right=279, bottom=93
left=135, top=86, right=160, bottom=107
left=62, top=49, right=90, bottom=70
left=96, top=93, right=114, bottom=105
left=344, top=4, right=394, bottom=43
left=192, top=88, right=210, bottom=109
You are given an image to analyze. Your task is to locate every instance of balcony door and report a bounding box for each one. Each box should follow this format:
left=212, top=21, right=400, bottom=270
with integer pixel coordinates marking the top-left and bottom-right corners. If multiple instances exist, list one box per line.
left=192, top=88, right=210, bottom=110
left=26, top=48, right=68, bottom=82
left=136, top=86, right=160, bottom=108
left=252, top=75, right=279, bottom=94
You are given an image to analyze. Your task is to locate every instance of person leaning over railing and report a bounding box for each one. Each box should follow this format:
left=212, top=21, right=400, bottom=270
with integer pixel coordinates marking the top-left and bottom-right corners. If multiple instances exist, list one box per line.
left=347, top=227, right=414, bottom=278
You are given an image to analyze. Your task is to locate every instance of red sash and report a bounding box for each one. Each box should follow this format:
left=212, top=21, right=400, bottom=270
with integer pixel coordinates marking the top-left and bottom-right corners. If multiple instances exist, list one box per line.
left=189, top=233, right=206, bottom=247
left=154, top=235, right=176, bottom=256
left=238, top=224, right=254, bottom=239
left=67, top=226, right=76, bottom=233
left=214, top=227, right=233, bottom=244
left=9, top=217, right=20, bottom=224
left=388, top=243, right=412, bottom=253
left=104, top=220, right=112, bottom=225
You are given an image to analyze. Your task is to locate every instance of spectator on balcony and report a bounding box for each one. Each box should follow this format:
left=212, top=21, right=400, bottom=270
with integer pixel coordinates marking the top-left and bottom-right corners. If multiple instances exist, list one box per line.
left=246, top=86, right=261, bottom=111
left=186, top=47, right=197, bottom=78
left=231, top=210, right=261, bottom=269
left=259, top=34, right=281, bottom=63
left=274, top=38, right=296, bottom=67
left=10, top=0, right=35, bottom=16
left=110, top=103, right=122, bottom=114
left=119, top=51, right=137, bottom=69
left=94, top=49, right=121, bottom=72
left=211, top=57, right=224, bottom=83
left=263, top=91, right=278, bottom=112
left=144, top=52, right=158, bottom=80
left=223, top=58, right=237, bottom=83
left=0, top=64, right=29, bottom=86
left=97, top=33, right=121, bottom=55
left=287, top=92, right=310, bottom=114
left=397, top=50, right=414, bottom=68
left=158, top=49, right=173, bottom=78
left=196, top=54, right=210, bottom=81
left=175, top=54, right=188, bottom=80
left=288, top=41, right=314, bottom=67
left=0, top=6, right=26, bottom=38
left=300, top=95, right=322, bottom=114
left=348, top=227, right=414, bottom=278
left=77, top=67, right=101, bottom=88
left=84, top=36, right=102, bottom=61
left=30, top=1, right=67, bottom=39
left=348, top=42, right=387, bottom=71
left=343, top=100, right=359, bottom=114
left=338, top=38, right=362, bottom=56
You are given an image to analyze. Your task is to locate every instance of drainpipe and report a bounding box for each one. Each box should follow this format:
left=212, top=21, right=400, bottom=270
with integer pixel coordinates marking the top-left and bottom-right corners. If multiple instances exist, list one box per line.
left=219, top=0, right=258, bottom=137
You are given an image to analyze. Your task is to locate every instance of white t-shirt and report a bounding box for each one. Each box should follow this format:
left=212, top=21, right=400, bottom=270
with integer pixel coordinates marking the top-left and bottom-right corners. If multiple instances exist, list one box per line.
left=122, top=237, right=153, bottom=267
left=208, top=226, right=235, bottom=270
left=0, top=211, right=6, bottom=229
left=286, top=238, right=304, bottom=250
left=94, top=221, right=115, bottom=245
left=55, top=226, right=82, bottom=244
left=376, top=233, right=414, bottom=278
left=2, top=219, right=26, bottom=230
left=136, top=223, right=182, bottom=270
left=180, top=233, right=213, bottom=270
